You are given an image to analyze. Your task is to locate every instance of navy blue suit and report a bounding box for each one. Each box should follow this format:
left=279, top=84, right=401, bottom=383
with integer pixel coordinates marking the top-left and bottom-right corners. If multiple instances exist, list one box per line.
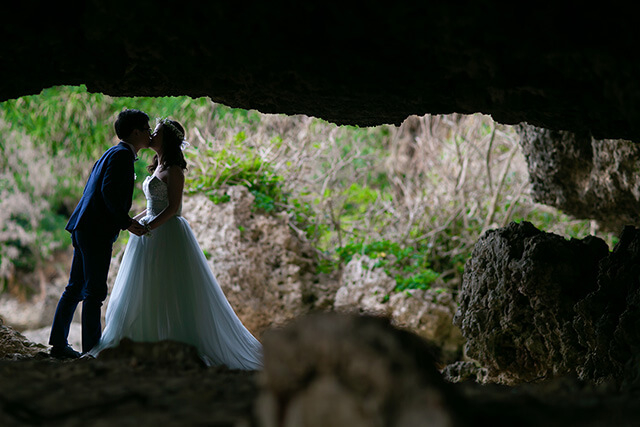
left=49, top=142, right=136, bottom=352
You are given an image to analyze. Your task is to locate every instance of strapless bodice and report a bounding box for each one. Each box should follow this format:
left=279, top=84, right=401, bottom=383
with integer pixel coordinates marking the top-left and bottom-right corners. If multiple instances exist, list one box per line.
left=143, top=175, right=182, bottom=217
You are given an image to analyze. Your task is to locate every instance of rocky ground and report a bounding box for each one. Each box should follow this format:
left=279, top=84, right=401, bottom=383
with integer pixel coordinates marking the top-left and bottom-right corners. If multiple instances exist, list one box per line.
left=2, top=315, right=640, bottom=427
left=0, top=358, right=259, bottom=426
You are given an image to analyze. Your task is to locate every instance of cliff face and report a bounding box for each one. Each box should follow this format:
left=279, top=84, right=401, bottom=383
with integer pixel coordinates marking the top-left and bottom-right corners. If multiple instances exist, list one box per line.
left=2, top=3, right=640, bottom=141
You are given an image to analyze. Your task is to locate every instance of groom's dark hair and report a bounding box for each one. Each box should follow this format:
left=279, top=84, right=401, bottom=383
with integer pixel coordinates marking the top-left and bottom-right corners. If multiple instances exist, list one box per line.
left=115, top=109, right=150, bottom=140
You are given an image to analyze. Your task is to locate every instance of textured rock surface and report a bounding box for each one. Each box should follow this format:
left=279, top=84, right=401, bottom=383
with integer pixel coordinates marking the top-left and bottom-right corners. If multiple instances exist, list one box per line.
left=335, top=255, right=464, bottom=364
left=181, top=188, right=327, bottom=335
left=456, top=221, right=640, bottom=389
left=441, top=361, right=488, bottom=384
left=0, top=317, right=47, bottom=360
left=334, top=255, right=395, bottom=314
left=2, top=4, right=640, bottom=141
left=574, top=226, right=640, bottom=389
left=518, top=124, right=640, bottom=232
left=454, top=221, right=609, bottom=384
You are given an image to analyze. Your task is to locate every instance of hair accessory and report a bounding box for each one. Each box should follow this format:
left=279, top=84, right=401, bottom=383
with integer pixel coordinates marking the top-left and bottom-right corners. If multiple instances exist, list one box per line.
left=157, top=117, right=185, bottom=141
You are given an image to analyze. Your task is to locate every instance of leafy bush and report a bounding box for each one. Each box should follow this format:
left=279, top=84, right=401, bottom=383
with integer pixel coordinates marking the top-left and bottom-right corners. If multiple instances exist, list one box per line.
left=185, top=141, right=288, bottom=214
left=331, top=239, right=440, bottom=291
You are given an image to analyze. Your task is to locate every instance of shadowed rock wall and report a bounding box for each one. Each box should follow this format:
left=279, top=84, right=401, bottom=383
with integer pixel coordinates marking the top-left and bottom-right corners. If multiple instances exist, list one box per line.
left=517, top=124, right=640, bottom=232
left=2, top=2, right=640, bottom=141
left=455, top=221, right=640, bottom=389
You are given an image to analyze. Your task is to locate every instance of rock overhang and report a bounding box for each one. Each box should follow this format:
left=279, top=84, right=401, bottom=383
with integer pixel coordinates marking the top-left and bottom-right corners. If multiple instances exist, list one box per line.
left=1, top=2, right=639, bottom=141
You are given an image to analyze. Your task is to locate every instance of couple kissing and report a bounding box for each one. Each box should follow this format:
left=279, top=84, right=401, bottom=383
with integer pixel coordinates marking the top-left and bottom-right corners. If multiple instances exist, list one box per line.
left=48, top=109, right=262, bottom=370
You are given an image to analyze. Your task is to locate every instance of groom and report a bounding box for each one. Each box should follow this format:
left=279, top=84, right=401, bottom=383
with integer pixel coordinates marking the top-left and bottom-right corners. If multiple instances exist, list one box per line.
left=49, top=109, right=150, bottom=359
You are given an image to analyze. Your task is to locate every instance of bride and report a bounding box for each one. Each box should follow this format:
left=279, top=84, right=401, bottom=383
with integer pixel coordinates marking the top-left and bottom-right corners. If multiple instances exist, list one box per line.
left=89, top=118, right=263, bottom=370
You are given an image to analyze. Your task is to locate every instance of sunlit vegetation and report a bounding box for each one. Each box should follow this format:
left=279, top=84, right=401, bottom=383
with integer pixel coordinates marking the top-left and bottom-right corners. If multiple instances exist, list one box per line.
left=0, top=85, right=617, bottom=296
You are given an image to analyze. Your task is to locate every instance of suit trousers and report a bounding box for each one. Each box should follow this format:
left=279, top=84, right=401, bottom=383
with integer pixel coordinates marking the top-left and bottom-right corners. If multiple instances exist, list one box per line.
left=49, top=229, right=115, bottom=353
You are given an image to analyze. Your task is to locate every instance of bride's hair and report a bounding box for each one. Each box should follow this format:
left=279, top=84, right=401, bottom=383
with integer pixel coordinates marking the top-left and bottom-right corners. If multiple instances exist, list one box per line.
left=147, top=119, right=188, bottom=173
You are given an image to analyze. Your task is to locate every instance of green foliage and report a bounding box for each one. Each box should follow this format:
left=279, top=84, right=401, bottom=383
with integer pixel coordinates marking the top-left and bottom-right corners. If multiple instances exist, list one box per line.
left=330, top=240, right=441, bottom=291
left=1, top=85, right=619, bottom=297
left=38, top=212, right=71, bottom=249
left=185, top=142, right=288, bottom=214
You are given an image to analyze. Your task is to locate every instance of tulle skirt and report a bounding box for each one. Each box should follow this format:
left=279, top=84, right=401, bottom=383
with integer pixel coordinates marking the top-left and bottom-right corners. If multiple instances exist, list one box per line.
left=89, top=215, right=263, bottom=370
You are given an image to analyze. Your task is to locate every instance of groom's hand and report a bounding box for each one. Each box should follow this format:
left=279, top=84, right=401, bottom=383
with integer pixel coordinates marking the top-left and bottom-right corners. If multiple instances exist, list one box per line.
left=127, top=220, right=146, bottom=236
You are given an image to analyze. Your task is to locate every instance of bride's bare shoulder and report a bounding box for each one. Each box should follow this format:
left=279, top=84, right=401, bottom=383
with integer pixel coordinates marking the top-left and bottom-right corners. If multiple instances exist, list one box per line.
left=168, top=164, right=185, bottom=177
left=157, top=164, right=184, bottom=179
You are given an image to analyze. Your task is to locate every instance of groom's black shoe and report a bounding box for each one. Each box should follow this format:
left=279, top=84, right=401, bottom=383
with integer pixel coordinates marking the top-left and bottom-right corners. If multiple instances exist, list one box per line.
left=50, top=345, right=81, bottom=360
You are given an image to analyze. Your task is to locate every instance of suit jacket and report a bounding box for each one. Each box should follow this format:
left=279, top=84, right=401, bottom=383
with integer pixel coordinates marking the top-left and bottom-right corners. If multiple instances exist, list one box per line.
left=66, top=142, right=136, bottom=240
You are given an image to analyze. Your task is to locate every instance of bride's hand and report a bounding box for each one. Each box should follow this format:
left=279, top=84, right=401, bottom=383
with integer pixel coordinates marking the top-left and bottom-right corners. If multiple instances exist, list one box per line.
left=127, top=220, right=146, bottom=236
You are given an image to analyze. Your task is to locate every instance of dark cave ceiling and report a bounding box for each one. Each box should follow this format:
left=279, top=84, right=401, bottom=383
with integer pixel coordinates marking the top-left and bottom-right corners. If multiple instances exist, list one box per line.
left=1, top=2, right=638, bottom=141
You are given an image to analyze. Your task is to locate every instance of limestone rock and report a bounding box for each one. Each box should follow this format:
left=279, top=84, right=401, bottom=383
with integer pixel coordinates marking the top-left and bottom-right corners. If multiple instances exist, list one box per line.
left=334, top=254, right=395, bottom=314
left=518, top=123, right=640, bottom=232
left=454, top=221, right=609, bottom=384
left=256, top=312, right=462, bottom=427
left=335, top=255, right=464, bottom=363
left=456, top=221, right=640, bottom=388
left=441, top=361, right=488, bottom=384
left=388, top=290, right=464, bottom=364
left=181, top=188, right=320, bottom=336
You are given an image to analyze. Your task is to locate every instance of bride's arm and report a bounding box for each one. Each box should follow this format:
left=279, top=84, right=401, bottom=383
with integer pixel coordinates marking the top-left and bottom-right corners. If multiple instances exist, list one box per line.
left=133, top=209, right=147, bottom=221
left=145, top=166, right=184, bottom=231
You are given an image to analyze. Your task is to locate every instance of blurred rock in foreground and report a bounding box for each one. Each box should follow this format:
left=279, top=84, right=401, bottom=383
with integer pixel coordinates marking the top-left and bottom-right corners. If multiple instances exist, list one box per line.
left=2, top=313, right=640, bottom=426
left=256, top=312, right=463, bottom=427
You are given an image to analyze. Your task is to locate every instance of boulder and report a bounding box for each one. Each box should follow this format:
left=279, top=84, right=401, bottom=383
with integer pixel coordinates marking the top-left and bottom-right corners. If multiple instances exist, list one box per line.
left=181, top=188, right=321, bottom=336
left=454, top=221, right=609, bottom=384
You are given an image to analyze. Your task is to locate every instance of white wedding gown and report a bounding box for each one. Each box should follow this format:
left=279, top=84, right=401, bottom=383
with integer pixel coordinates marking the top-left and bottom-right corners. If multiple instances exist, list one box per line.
left=89, top=175, right=263, bottom=370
